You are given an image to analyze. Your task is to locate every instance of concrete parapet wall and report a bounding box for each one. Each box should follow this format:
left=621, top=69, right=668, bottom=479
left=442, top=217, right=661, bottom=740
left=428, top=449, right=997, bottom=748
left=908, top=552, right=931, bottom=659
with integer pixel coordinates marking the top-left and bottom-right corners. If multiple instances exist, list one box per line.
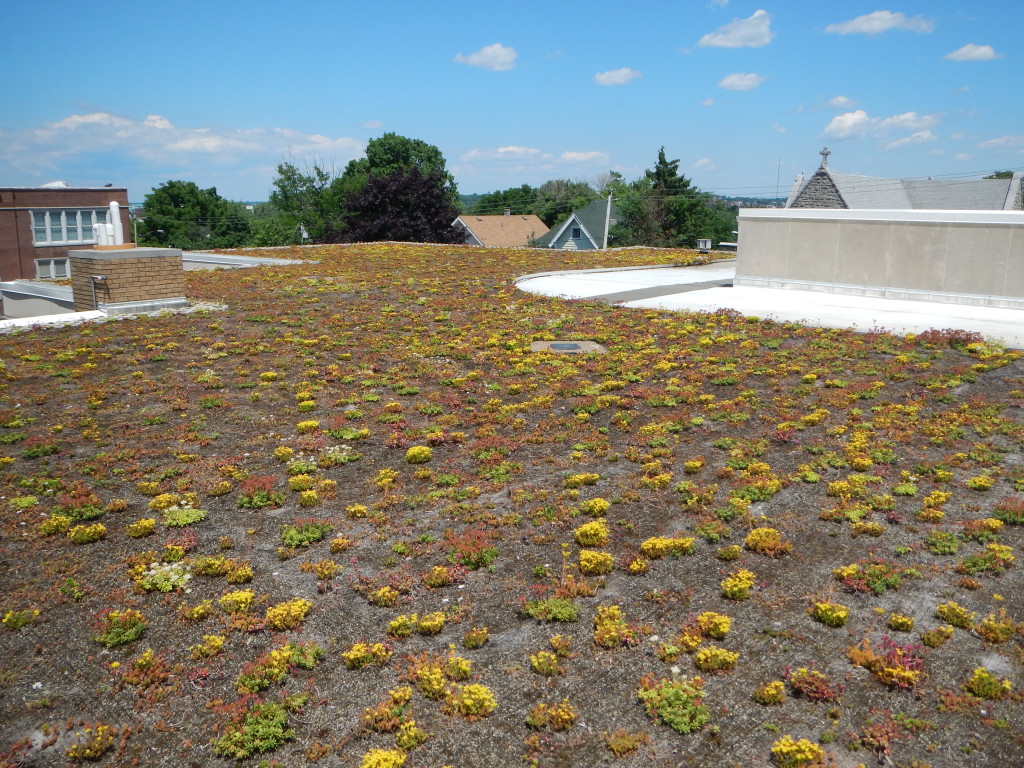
left=69, top=247, right=186, bottom=312
left=736, top=209, right=1024, bottom=309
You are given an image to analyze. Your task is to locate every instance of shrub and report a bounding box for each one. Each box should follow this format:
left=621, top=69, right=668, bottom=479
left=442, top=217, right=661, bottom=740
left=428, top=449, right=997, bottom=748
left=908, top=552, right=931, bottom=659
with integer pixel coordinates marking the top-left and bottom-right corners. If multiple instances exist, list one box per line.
left=744, top=527, right=792, bottom=557
left=530, top=650, right=561, bottom=676
left=447, top=684, right=496, bottom=719
left=956, top=543, right=1015, bottom=575
left=161, top=504, right=206, bottom=527
left=405, top=445, right=432, bottom=464
left=462, top=626, right=489, bottom=649
left=992, top=496, right=1024, bottom=525
left=964, top=667, right=1012, bottom=700
left=919, top=625, right=954, bottom=648
left=565, top=472, right=600, bottom=488
left=721, top=569, right=756, bottom=600
left=976, top=610, right=1017, bottom=644
left=525, top=699, right=578, bottom=731
left=2, top=609, right=38, bottom=631
left=887, top=613, right=915, bottom=632
left=935, top=601, right=974, bottom=628
left=280, top=519, right=332, bottom=548
left=265, top=598, right=312, bottom=630
left=637, top=676, right=709, bottom=734
left=212, top=701, right=294, bottom=759
left=809, top=601, right=849, bottom=627
left=360, top=748, right=406, bottom=768
left=522, top=597, right=578, bottom=622
left=219, top=590, right=255, bottom=614
left=753, top=680, right=786, bottom=705
left=94, top=609, right=147, bottom=647
left=770, top=735, right=827, bottom=767
left=640, top=536, right=696, bottom=558
left=579, top=549, right=614, bottom=575
left=696, top=611, right=731, bottom=639
left=341, top=642, right=392, bottom=670
left=579, top=497, right=610, bottom=516
left=574, top=519, right=609, bottom=547
left=593, top=605, right=634, bottom=649
left=694, top=645, right=739, bottom=673
left=237, top=476, right=284, bottom=509
left=126, top=518, right=157, bottom=538
left=785, top=667, right=844, bottom=702
left=67, top=523, right=106, bottom=545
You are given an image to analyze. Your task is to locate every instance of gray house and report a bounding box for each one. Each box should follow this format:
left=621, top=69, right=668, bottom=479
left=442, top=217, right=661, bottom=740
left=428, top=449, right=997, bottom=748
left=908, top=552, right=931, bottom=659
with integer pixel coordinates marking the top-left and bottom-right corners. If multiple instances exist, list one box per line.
left=534, top=199, right=621, bottom=250
left=786, top=148, right=1023, bottom=210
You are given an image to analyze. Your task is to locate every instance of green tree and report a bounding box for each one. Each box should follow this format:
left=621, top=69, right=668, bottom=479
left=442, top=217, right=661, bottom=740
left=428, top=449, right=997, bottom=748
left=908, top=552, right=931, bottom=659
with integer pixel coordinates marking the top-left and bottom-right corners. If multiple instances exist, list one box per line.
left=533, top=179, right=598, bottom=227
left=341, top=167, right=465, bottom=244
left=269, top=162, right=348, bottom=243
left=139, top=180, right=250, bottom=249
left=341, top=133, right=457, bottom=202
left=612, top=148, right=736, bottom=247
left=984, top=171, right=1014, bottom=179
left=469, top=184, right=536, bottom=215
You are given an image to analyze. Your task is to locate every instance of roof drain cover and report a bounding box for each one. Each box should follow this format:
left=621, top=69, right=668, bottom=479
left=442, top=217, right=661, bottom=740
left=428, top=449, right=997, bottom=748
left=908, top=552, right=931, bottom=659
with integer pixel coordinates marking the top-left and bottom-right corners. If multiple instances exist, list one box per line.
left=530, top=340, right=608, bottom=354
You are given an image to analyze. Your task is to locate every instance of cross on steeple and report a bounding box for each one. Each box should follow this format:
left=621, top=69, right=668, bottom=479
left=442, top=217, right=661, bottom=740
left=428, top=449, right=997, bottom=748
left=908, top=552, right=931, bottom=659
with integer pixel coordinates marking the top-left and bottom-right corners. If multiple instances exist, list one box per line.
left=820, top=147, right=831, bottom=168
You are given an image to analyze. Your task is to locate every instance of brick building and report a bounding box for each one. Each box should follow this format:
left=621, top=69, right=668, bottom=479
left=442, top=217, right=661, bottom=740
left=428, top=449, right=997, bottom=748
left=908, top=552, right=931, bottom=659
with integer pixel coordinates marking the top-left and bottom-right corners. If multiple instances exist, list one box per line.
left=0, top=185, right=131, bottom=282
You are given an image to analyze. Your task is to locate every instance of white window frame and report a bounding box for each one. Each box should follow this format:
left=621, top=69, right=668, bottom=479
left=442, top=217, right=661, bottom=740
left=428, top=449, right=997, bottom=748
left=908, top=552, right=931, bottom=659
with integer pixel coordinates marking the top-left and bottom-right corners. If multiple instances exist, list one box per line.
left=31, top=208, right=109, bottom=246
left=571, top=226, right=582, bottom=239
left=35, top=258, right=70, bottom=279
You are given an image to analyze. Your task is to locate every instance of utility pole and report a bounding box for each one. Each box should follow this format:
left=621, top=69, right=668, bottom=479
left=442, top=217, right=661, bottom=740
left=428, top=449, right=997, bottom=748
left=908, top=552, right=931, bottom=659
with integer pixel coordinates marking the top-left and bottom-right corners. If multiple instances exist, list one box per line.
left=602, top=191, right=612, bottom=250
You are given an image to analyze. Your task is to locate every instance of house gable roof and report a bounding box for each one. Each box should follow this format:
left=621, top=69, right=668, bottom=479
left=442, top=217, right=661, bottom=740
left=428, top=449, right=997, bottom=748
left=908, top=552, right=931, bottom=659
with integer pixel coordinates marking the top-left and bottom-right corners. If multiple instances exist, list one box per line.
left=788, top=157, right=1022, bottom=211
left=536, top=198, right=622, bottom=247
left=455, top=214, right=549, bottom=248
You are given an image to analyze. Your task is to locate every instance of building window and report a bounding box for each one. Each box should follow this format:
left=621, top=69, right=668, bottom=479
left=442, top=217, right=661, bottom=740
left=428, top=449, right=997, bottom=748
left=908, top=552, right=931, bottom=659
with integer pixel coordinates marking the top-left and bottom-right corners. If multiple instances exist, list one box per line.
left=35, top=258, right=69, bottom=279
left=571, top=227, right=582, bottom=239
left=31, top=208, right=108, bottom=246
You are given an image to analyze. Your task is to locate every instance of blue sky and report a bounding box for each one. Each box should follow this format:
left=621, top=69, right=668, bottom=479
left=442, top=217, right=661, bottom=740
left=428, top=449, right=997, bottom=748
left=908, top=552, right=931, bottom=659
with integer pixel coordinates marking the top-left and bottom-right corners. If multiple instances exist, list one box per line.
left=3, top=1, right=1021, bottom=201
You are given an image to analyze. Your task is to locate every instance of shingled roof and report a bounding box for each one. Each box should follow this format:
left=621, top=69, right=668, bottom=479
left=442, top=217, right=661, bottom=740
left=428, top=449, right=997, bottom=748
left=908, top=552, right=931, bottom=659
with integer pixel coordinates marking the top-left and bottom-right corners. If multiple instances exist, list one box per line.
left=787, top=150, right=1022, bottom=210
left=455, top=213, right=549, bottom=248
left=534, top=199, right=621, bottom=249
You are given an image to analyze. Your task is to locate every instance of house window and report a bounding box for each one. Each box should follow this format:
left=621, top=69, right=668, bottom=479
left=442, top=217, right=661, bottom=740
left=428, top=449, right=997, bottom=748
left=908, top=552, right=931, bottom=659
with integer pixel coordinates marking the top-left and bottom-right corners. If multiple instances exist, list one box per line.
left=571, top=227, right=582, bottom=239
left=31, top=208, right=108, bottom=246
left=35, top=258, right=69, bottom=279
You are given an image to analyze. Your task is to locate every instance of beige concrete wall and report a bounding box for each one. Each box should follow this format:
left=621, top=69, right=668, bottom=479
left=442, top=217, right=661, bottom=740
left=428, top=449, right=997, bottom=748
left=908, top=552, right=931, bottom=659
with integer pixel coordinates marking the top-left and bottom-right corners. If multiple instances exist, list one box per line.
left=736, top=209, right=1024, bottom=308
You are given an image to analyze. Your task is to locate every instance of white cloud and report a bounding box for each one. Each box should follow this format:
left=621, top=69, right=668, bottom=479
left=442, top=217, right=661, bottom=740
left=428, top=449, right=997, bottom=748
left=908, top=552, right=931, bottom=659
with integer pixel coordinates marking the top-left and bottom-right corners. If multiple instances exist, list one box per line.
left=717, top=72, right=766, bottom=91
left=362, top=120, right=383, bottom=129
left=461, top=145, right=542, bottom=161
left=693, top=157, right=716, bottom=170
left=454, top=43, right=518, bottom=71
left=886, top=130, right=937, bottom=149
left=828, top=95, right=858, bottom=110
left=5, top=111, right=364, bottom=182
left=698, top=9, right=774, bottom=48
left=825, top=11, right=934, bottom=36
left=701, top=98, right=715, bottom=107
left=772, top=124, right=787, bottom=133
left=823, top=109, right=941, bottom=140
left=594, top=68, right=642, bottom=86
left=944, top=44, right=1003, bottom=62
left=953, top=153, right=972, bottom=161
left=561, top=151, right=609, bottom=163
left=977, top=135, right=1024, bottom=149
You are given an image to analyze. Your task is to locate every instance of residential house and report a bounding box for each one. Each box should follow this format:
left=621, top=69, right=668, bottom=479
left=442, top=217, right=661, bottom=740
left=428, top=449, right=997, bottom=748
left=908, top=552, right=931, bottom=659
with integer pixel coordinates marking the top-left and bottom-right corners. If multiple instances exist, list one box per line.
left=786, top=148, right=1023, bottom=210
left=534, top=198, right=621, bottom=250
left=0, top=184, right=132, bottom=282
left=455, top=209, right=549, bottom=247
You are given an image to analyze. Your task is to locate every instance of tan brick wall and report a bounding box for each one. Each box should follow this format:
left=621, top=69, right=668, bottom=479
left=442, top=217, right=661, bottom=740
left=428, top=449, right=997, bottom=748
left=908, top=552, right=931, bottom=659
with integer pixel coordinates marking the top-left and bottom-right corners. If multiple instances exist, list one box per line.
left=70, top=249, right=184, bottom=311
